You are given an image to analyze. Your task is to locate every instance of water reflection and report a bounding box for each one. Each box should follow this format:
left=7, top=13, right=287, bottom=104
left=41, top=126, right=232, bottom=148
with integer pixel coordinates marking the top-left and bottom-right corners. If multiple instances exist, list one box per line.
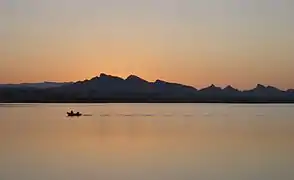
left=0, top=104, right=294, bottom=180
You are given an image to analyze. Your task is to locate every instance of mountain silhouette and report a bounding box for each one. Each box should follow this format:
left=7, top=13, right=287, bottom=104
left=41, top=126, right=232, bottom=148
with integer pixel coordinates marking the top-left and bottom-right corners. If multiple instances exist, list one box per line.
left=0, top=82, right=69, bottom=89
left=59, top=73, right=196, bottom=100
left=244, top=84, right=284, bottom=97
left=223, top=85, right=240, bottom=93
left=0, top=73, right=294, bottom=103
left=199, top=84, right=222, bottom=93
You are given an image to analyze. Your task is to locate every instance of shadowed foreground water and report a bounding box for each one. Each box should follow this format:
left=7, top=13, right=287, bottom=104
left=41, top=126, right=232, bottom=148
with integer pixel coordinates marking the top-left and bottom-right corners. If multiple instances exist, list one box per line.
left=0, top=103, right=294, bottom=180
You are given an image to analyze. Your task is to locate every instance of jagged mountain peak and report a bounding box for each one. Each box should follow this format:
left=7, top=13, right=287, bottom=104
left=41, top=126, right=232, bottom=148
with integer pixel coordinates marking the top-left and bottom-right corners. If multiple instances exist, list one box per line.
left=203, top=84, right=221, bottom=90
left=155, top=79, right=168, bottom=84
left=99, top=73, right=108, bottom=77
left=98, top=73, right=124, bottom=81
left=256, top=84, right=266, bottom=89
left=1, top=73, right=294, bottom=103
left=224, top=85, right=238, bottom=91
left=266, top=85, right=280, bottom=90
left=126, top=75, right=148, bottom=82
left=225, top=85, right=233, bottom=89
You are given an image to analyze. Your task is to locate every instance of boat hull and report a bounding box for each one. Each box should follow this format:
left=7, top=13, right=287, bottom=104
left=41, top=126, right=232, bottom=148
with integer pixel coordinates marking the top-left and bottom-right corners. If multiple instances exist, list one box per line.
left=67, top=112, right=82, bottom=117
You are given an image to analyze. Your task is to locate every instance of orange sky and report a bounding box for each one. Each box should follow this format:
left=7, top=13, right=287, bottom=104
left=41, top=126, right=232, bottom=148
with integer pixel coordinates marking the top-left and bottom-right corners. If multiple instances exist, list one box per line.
left=1, top=0, right=294, bottom=89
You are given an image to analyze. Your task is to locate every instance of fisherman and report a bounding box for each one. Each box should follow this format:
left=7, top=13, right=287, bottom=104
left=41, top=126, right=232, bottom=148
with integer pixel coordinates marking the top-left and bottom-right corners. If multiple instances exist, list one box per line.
left=67, top=110, right=82, bottom=117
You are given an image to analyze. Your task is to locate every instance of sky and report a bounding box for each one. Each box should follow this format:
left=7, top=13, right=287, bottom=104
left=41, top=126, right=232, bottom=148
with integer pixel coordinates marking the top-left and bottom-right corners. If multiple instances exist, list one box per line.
left=1, top=0, right=294, bottom=89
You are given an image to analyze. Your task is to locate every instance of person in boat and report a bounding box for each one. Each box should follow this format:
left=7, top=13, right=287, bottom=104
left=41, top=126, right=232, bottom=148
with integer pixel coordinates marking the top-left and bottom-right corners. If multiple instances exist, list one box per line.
left=67, top=110, right=81, bottom=116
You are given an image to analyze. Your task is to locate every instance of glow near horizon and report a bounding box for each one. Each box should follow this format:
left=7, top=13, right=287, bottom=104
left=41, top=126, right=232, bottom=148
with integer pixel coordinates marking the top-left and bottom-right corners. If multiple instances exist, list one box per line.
left=1, top=0, right=294, bottom=89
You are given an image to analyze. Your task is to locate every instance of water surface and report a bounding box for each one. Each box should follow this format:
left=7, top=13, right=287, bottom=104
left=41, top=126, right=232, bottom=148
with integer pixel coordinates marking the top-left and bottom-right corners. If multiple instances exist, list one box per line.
left=0, top=104, right=293, bottom=180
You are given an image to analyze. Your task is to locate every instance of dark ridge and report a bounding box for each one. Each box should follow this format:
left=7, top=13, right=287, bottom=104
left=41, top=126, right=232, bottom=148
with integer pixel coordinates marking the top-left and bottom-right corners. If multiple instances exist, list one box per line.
left=126, top=75, right=148, bottom=82
left=0, top=74, right=294, bottom=103
left=199, top=84, right=222, bottom=92
left=224, top=85, right=239, bottom=91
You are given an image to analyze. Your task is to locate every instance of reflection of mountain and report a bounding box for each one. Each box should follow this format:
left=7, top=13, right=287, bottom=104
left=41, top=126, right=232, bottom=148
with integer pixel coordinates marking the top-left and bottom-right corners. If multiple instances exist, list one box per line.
left=0, top=73, right=294, bottom=103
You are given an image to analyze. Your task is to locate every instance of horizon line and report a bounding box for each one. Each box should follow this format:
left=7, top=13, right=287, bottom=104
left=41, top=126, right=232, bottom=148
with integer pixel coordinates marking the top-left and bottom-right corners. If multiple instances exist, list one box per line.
left=0, top=73, right=293, bottom=91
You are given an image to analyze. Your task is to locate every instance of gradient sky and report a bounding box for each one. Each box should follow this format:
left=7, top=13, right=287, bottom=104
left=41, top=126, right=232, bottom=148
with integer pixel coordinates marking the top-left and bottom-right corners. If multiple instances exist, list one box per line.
left=1, top=0, right=294, bottom=89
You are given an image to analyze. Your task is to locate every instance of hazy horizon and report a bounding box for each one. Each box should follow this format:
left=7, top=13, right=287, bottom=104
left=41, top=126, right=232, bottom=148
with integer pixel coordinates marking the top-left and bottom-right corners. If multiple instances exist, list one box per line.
left=1, top=72, right=293, bottom=91
left=1, top=0, right=294, bottom=89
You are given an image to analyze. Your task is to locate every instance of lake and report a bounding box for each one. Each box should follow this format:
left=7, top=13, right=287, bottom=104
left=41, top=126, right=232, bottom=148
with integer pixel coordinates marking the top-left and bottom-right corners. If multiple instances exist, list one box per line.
left=0, top=103, right=293, bottom=180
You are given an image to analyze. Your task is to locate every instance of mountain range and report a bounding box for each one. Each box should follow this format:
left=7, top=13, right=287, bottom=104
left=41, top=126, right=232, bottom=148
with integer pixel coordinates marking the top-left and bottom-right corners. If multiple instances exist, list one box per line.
left=0, top=82, right=70, bottom=89
left=0, top=73, right=294, bottom=103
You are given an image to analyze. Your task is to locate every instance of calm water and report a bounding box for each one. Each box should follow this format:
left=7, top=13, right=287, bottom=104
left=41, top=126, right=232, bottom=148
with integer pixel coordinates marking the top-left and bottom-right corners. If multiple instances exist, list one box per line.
left=0, top=103, right=293, bottom=180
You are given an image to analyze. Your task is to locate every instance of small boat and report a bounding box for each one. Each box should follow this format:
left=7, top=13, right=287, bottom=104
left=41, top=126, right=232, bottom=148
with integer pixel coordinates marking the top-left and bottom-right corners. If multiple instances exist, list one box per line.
left=67, top=111, right=82, bottom=117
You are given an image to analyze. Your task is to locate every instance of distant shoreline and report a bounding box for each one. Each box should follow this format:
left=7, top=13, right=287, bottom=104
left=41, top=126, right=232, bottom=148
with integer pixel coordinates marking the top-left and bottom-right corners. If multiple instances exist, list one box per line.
left=1, top=74, right=294, bottom=104
left=1, top=100, right=294, bottom=104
